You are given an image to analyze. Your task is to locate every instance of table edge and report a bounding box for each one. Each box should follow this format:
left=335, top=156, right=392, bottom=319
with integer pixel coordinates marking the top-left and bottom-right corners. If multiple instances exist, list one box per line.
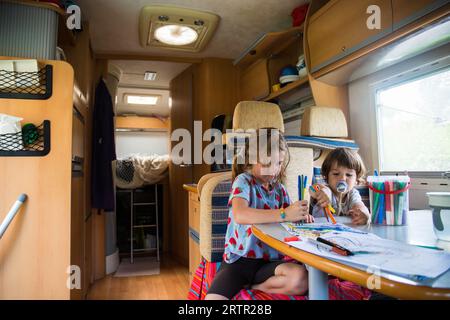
left=252, top=225, right=450, bottom=300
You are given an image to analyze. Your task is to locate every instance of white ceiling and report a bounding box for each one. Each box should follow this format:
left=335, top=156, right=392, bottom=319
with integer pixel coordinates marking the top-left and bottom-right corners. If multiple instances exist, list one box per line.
left=110, top=60, right=190, bottom=117
left=78, top=0, right=308, bottom=59
left=110, top=60, right=191, bottom=89
left=91, top=0, right=308, bottom=117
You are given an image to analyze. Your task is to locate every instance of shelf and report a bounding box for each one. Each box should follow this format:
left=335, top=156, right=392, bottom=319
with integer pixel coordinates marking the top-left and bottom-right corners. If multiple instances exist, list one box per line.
left=0, top=64, right=53, bottom=100
left=133, top=225, right=156, bottom=228
left=0, top=120, right=51, bottom=157
left=133, top=248, right=158, bottom=252
left=263, top=76, right=309, bottom=101
left=116, top=184, right=159, bottom=263
left=234, top=25, right=304, bottom=69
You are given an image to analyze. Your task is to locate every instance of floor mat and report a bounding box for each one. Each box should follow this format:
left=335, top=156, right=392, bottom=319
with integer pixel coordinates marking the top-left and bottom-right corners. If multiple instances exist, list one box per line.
left=114, top=257, right=160, bottom=277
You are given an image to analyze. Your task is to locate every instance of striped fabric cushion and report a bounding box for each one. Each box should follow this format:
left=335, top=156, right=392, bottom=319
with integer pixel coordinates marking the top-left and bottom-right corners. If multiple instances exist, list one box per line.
left=285, top=136, right=359, bottom=150
left=209, top=180, right=232, bottom=262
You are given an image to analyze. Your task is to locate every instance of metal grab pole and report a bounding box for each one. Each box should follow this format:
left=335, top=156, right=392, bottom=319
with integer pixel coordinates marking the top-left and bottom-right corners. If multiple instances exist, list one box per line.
left=0, top=194, right=27, bottom=239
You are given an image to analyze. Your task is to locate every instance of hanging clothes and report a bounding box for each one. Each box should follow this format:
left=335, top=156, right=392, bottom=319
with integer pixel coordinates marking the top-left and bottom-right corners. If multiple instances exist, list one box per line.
left=91, top=78, right=116, bottom=211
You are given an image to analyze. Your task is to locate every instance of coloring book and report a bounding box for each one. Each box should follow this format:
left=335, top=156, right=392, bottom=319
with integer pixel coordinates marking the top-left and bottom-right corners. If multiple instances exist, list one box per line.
left=281, top=222, right=450, bottom=280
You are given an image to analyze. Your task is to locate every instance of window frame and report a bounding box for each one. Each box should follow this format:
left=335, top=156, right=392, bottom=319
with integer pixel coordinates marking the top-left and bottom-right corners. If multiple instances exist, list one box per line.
left=371, top=61, right=450, bottom=178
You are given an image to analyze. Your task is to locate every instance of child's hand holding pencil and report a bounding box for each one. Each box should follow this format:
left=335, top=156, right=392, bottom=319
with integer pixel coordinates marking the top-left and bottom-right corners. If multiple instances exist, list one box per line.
left=284, top=200, right=314, bottom=223
left=309, top=185, right=332, bottom=208
left=310, top=184, right=337, bottom=224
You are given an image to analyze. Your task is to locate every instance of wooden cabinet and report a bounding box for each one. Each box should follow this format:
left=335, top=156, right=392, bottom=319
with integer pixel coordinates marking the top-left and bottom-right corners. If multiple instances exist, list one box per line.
left=186, top=186, right=201, bottom=283
left=188, top=234, right=202, bottom=283
left=240, top=59, right=270, bottom=101
left=71, top=173, right=84, bottom=300
left=192, top=58, right=240, bottom=181
left=307, top=0, right=392, bottom=73
left=71, top=104, right=86, bottom=301
left=189, top=191, right=200, bottom=233
left=235, top=21, right=352, bottom=128
left=235, top=26, right=307, bottom=102
left=306, top=0, right=450, bottom=76
left=392, top=0, right=447, bottom=30
left=60, top=23, right=94, bottom=113
left=0, top=58, right=74, bottom=299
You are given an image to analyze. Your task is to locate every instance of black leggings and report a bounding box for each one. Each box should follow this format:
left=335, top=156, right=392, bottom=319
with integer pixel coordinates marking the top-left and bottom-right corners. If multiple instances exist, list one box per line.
left=207, top=258, right=286, bottom=299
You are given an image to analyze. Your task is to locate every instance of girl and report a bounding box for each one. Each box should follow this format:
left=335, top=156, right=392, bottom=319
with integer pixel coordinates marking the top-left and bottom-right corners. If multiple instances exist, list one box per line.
left=205, top=128, right=314, bottom=300
left=310, top=148, right=370, bottom=225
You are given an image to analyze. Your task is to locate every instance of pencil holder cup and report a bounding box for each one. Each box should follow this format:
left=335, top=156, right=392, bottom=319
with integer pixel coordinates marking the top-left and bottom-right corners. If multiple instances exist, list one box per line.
left=367, top=176, right=411, bottom=226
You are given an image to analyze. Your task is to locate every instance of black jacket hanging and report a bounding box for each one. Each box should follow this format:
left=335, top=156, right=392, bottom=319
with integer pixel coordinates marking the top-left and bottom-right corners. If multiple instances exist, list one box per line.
left=91, top=78, right=116, bottom=211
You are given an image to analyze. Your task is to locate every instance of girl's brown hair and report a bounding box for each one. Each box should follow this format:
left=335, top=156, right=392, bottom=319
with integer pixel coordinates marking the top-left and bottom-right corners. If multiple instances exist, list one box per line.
left=321, top=148, right=366, bottom=183
left=232, top=128, right=290, bottom=184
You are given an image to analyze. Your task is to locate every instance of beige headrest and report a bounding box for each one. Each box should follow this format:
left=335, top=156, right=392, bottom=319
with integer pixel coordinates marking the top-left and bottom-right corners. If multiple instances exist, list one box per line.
left=300, top=106, right=348, bottom=138
left=233, top=101, right=284, bottom=132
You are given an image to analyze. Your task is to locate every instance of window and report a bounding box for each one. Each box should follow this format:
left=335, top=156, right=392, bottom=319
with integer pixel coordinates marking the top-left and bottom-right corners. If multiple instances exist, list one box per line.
left=376, top=67, right=450, bottom=172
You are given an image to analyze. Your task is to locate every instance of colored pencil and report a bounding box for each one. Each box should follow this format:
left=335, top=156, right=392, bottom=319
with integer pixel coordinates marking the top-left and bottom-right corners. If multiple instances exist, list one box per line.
left=378, top=183, right=384, bottom=224
left=394, top=181, right=399, bottom=225
left=325, top=206, right=337, bottom=224
left=312, top=184, right=328, bottom=222
left=385, top=181, right=392, bottom=225
left=298, top=175, right=302, bottom=201
left=390, top=181, right=395, bottom=225
left=371, top=182, right=379, bottom=223
left=303, top=175, right=307, bottom=200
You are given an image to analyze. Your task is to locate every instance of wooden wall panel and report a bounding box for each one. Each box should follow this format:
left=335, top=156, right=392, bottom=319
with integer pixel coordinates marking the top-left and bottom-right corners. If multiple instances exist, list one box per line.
left=0, top=58, right=74, bottom=299
left=70, top=176, right=84, bottom=300
left=60, top=23, right=96, bottom=296
left=193, top=58, right=240, bottom=182
left=115, top=116, right=169, bottom=130
left=169, top=66, right=194, bottom=266
left=308, top=74, right=350, bottom=125
left=240, top=59, right=270, bottom=101
left=168, top=59, right=239, bottom=265
left=392, top=0, right=442, bottom=26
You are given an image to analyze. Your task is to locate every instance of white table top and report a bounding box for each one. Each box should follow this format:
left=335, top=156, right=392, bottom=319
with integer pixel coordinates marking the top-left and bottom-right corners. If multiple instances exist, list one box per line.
left=254, top=210, right=450, bottom=289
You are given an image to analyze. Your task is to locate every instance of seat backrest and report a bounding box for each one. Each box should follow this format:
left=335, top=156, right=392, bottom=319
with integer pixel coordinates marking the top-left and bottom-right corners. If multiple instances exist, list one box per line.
left=199, top=171, right=232, bottom=262
left=233, top=101, right=284, bottom=132
left=282, top=145, right=314, bottom=203
left=300, top=106, right=348, bottom=138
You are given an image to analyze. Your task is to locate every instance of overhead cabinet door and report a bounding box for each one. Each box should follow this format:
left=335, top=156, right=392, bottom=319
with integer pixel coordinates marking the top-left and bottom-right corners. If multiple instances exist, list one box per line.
left=392, top=0, right=449, bottom=30
left=307, top=0, right=392, bottom=73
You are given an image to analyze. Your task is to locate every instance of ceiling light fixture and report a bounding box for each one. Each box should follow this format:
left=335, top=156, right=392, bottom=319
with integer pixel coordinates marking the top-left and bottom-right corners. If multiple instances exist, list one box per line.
left=125, top=94, right=160, bottom=105
left=144, top=71, right=157, bottom=81
left=139, top=5, right=220, bottom=52
left=154, top=24, right=198, bottom=46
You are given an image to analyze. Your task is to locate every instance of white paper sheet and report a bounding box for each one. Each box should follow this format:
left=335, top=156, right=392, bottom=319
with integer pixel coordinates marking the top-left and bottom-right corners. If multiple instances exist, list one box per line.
left=281, top=223, right=450, bottom=280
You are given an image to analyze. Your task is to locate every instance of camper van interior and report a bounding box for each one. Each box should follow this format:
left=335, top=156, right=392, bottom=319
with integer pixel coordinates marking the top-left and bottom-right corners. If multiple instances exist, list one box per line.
left=1, top=0, right=450, bottom=303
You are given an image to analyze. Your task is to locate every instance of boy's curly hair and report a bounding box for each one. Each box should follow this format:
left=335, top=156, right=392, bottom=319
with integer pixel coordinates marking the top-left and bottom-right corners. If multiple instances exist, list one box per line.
left=321, top=148, right=366, bottom=184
